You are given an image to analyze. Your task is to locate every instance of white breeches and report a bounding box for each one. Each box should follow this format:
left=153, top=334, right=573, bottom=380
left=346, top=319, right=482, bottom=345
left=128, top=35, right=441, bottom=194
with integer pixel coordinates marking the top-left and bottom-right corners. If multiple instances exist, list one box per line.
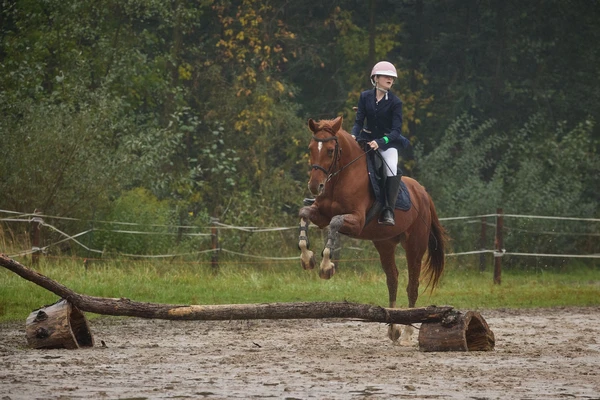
left=378, top=147, right=398, bottom=177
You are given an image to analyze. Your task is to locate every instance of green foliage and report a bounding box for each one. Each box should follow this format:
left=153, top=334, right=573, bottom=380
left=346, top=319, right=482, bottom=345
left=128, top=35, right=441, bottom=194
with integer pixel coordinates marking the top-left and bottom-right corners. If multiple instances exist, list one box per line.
left=1, top=0, right=599, bottom=261
left=92, top=188, right=207, bottom=258
left=396, top=0, right=600, bottom=147
left=92, top=188, right=169, bottom=255
left=416, top=113, right=599, bottom=261
left=415, top=114, right=504, bottom=216
left=501, top=116, right=598, bottom=216
left=0, top=88, right=128, bottom=216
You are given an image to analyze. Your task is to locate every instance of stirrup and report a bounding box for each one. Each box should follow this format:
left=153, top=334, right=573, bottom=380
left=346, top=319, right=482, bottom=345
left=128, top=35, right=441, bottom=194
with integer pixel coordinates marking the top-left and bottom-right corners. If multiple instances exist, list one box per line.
left=378, top=209, right=395, bottom=226
left=303, top=198, right=316, bottom=206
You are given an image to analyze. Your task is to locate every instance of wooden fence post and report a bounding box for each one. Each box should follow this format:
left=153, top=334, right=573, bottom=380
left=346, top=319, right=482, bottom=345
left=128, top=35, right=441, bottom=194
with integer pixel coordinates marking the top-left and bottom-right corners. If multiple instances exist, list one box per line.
left=30, top=209, right=43, bottom=265
left=479, top=215, right=487, bottom=272
left=494, top=208, right=503, bottom=285
left=210, top=217, right=219, bottom=272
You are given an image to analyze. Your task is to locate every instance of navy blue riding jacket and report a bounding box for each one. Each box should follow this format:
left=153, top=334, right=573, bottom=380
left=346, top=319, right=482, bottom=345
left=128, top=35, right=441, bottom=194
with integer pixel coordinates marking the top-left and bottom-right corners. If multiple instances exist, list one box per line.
left=351, top=88, right=410, bottom=151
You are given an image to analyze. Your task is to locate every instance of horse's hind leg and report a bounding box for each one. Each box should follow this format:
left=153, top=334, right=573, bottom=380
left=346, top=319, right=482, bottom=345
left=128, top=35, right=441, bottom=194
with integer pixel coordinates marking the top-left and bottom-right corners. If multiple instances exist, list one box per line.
left=373, top=240, right=402, bottom=342
left=298, top=217, right=316, bottom=270
left=399, top=237, right=427, bottom=346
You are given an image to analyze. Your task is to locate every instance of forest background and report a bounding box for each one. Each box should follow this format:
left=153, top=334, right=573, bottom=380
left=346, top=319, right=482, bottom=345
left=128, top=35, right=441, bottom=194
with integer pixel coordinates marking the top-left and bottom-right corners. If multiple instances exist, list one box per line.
left=0, top=0, right=598, bottom=265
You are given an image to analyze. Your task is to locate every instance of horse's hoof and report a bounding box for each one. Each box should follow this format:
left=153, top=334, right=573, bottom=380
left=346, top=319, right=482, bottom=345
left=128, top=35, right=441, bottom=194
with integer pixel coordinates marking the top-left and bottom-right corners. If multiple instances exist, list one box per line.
left=318, top=266, right=335, bottom=279
left=399, top=325, right=414, bottom=346
left=301, top=260, right=315, bottom=270
left=388, top=325, right=401, bottom=342
left=300, top=251, right=315, bottom=270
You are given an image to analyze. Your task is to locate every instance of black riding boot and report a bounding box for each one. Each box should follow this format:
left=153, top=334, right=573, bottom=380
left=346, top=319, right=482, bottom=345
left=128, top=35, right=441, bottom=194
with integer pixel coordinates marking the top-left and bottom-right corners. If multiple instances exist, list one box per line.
left=378, top=176, right=401, bottom=226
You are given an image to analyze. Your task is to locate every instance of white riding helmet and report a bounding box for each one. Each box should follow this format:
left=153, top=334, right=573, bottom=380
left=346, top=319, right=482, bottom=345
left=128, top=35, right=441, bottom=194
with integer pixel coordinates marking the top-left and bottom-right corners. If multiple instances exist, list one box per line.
left=370, top=61, right=397, bottom=86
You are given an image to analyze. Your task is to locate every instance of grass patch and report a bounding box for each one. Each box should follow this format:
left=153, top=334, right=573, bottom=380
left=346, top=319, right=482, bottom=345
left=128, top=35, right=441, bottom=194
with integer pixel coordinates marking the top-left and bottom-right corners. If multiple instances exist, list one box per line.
left=1, top=257, right=599, bottom=322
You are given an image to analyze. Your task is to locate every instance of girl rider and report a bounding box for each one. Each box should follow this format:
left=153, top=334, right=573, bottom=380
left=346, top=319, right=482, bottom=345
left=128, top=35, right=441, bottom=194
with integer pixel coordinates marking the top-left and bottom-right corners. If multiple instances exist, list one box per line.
left=351, top=61, right=410, bottom=226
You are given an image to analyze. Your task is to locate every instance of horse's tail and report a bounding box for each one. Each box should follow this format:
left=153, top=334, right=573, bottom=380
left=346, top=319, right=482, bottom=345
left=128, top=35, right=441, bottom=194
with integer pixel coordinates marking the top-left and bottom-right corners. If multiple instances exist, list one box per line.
left=423, top=194, right=448, bottom=292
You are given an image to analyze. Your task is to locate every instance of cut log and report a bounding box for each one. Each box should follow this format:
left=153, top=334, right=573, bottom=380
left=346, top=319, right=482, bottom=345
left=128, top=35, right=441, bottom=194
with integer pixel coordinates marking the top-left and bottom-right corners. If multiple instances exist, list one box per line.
left=418, top=310, right=495, bottom=352
left=26, top=299, right=94, bottom=349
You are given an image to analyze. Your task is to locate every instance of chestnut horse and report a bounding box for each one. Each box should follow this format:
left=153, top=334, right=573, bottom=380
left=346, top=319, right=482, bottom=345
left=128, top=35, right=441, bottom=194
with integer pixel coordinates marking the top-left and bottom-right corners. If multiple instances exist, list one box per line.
left=298, top=116, right=447, bottom=344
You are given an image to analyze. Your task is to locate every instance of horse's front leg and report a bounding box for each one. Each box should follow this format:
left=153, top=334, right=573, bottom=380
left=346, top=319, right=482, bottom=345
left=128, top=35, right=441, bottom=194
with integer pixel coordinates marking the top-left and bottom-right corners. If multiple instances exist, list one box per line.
left=318, top=213, right=364, bottom=279
left=298, top=216, right=316, bottom=270
left=298, top=206, right=330, bottom=270
left=318, top=215, right=343, bottom=279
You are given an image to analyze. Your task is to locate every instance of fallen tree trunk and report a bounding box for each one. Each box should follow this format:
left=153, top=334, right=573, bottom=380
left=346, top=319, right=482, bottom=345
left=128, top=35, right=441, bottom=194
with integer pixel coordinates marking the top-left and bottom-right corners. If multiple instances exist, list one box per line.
left=0, top=253, right=454, bottom=324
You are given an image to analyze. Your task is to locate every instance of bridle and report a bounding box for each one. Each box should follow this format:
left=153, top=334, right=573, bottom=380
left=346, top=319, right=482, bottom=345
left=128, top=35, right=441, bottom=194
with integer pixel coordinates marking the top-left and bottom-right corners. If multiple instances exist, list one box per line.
left=310, top=134, right=340, bottom=182
left=309, top=130, right=371, bottom=183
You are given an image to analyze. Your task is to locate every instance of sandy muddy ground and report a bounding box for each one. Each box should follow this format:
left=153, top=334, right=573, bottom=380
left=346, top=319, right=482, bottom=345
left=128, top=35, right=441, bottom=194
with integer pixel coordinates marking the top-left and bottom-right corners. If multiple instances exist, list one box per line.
left=1, top=306, right=599, bottom=400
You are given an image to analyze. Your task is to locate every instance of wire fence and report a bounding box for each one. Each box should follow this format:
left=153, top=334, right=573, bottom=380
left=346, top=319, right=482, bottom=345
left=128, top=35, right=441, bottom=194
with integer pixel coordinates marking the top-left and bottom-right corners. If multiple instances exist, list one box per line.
left=1, top=208, right=599, bottom=264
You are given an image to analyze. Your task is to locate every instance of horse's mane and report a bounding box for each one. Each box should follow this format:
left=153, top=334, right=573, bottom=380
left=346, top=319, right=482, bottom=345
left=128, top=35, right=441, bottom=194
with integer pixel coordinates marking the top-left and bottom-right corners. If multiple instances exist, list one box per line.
left=315, top=118, right=352, bottom=139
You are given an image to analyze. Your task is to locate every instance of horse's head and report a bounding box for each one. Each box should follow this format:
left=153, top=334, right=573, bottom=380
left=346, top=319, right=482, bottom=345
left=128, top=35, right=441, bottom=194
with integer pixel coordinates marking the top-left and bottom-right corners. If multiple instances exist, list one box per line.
left=306, top=116, right=343, bottom=197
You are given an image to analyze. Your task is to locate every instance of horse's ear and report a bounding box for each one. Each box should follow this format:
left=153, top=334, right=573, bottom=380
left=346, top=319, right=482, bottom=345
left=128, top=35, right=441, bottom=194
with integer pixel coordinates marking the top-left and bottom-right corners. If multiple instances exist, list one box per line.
left=308, top=118, right=318, bottom=133
left=331, top=116, right=343, bottom=135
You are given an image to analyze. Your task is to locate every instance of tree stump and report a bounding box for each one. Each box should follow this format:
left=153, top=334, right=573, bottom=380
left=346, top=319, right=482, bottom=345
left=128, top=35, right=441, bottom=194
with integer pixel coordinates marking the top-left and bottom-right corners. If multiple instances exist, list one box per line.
left=418, top=310, right=495, bottom=352
left=25, top=299, right=94, bottom=349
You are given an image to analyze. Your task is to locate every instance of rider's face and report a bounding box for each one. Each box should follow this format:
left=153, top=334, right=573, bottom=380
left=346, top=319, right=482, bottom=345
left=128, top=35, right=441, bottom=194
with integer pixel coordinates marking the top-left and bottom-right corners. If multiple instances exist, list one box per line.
left=376, top=75, right=395, bottom=90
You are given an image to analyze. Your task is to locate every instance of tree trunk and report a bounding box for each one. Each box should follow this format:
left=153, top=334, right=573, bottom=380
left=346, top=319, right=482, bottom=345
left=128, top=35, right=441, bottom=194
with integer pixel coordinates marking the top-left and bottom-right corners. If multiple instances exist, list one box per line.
left=367, top=0, right=376, bottom=72
left=0, top=253, right=453, bottom=324
left=408, top=0, right=424, bottom=139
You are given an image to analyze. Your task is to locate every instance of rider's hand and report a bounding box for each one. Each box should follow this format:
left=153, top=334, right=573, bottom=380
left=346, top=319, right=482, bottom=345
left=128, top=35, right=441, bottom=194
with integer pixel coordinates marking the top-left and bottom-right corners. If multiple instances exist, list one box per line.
left=368, top=141, right=379, bottom=150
